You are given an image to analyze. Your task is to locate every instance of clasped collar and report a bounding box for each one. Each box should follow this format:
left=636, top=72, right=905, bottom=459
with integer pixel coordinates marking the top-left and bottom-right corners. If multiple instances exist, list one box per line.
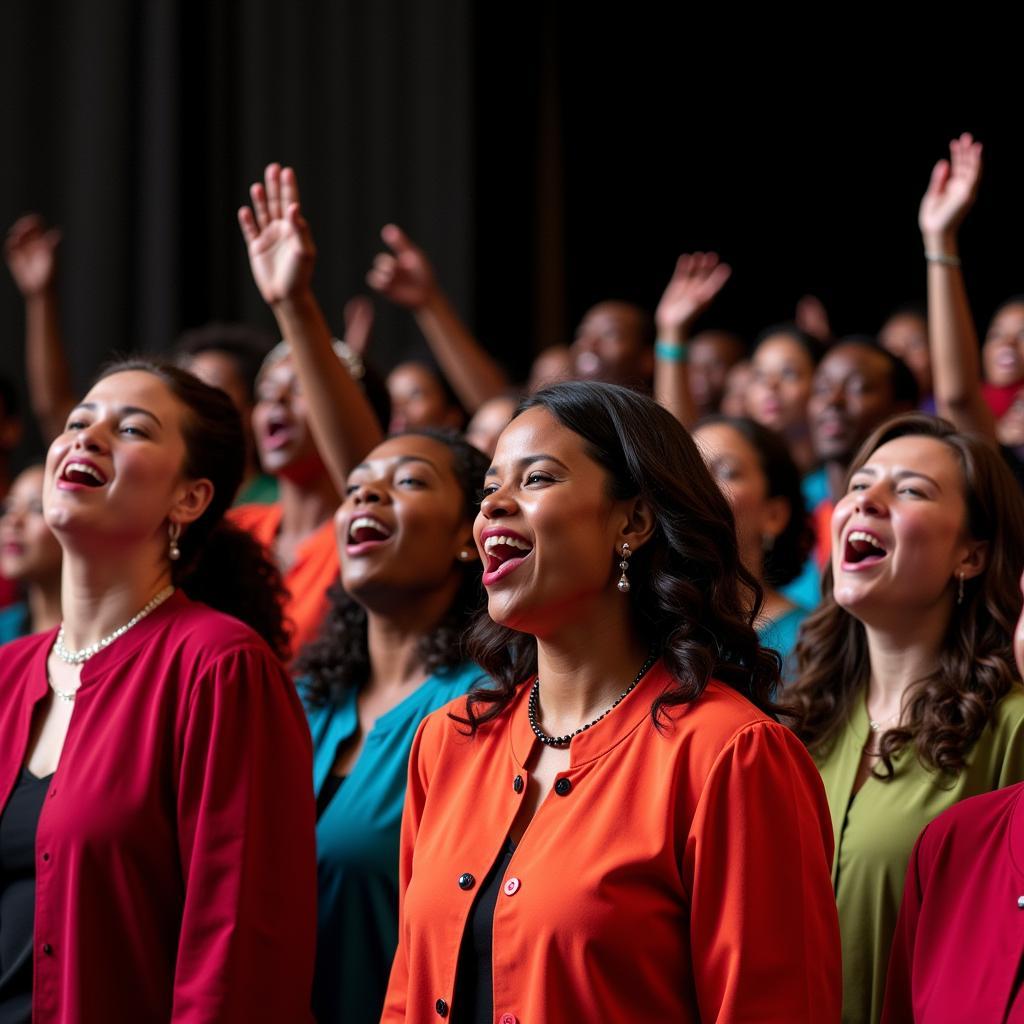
left=509, top=658, right=672, bottom=768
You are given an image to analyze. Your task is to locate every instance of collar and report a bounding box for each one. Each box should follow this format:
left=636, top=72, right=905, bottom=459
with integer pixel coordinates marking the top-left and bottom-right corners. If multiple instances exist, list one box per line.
left=508, top=657, right=674, bottom=769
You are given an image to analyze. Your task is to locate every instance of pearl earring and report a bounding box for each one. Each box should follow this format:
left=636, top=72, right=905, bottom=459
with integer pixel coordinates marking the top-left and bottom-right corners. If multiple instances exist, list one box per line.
left=168, top=522, right=182, bottom=561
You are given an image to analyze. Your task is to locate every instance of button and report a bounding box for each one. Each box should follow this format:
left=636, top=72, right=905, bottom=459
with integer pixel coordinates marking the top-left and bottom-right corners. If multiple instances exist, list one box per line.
left=458, top=872, right=476, bottom=891
left=48, top=789, right=56, bottom=798
left=42, top=943, right=53, bottom=956
left=555, top=777, right=572, bottom=796
left=499, top=1015, right=519, bottom=1024
left=435, top=997, right=449, bottom=1017
left=41, top=852, right=50, bottom=862
left=513, top=775, right=524, bottom=793
left=503, top=877, right=521, bottom=896
left=1018, top=896, right=1024, bottom=909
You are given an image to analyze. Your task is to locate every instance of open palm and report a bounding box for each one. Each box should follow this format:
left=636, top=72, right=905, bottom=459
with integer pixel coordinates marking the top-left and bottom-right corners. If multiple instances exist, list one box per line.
left=5, top=214, right=61, bottom=296
left=238, top=164, right=315, bottom=304
left=656, top=252, right=732, bottom=334
left=919, top=133, right=982, bottom=242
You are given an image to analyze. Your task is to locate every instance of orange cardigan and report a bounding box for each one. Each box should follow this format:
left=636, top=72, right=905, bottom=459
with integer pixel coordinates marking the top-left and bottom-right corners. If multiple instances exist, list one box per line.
left=382, top=661, right=841, bottom=1023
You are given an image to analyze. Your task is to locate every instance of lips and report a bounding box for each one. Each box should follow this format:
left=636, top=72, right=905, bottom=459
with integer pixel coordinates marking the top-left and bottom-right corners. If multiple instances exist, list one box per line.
left=481, top=529, right=533, bottom=586
left=842, top=528, right=888, bottom=570
left=59, top=459, right=108, bottom=488
left=345, top=515, right=393, bottom=553
left=262, top=418, right=295, bottom=452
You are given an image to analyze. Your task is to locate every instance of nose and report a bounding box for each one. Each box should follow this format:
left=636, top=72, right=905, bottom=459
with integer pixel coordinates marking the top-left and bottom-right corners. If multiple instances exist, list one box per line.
left=853, top=481, right=887, bottom=517
left=72, top=422, right=108, bottom=453
left=352, top=480, right=385, bottom=505
left=479, top=485, right=515, bottom=520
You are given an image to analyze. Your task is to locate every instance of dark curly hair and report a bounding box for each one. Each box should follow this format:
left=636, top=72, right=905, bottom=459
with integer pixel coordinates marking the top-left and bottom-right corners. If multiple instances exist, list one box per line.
left=298, top=429, right=490, bottom=705
left=786, top=413, right=1024, bottom=777
left=452, top=381, right=781, bottom=734
left=751, top=323, right=825, bottom=368
left=697, top=415, right=814, bottom=587
left=94, top=359, right=290, bottom=659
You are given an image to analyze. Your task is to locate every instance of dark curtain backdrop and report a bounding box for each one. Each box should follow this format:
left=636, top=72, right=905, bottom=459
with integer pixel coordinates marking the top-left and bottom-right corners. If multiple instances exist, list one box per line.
left=0, top=0, right=485, bottom=458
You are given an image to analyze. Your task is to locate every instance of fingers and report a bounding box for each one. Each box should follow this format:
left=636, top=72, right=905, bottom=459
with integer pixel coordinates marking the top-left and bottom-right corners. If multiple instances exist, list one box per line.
left=265, top=163, right=283, bottom=221
left=366, top=253, right=398, bottom=292
left=926, top=158, right=950, bottom=195
left=286, top=203, right=315, bottom=254
left=249, top=182, right=270, bottom=231
left=381, top=223, right=415, bottom=255
left=280, top=166, right=301, bottom=214
left=343, top=296, right=375, bottom=357
left=237, top=206, right=259, bottom=244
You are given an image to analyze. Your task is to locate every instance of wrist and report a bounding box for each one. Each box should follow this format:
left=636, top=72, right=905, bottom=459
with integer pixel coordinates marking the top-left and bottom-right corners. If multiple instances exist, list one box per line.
left=922, top=231, right=958, bottom=255
left=271, top=288, right=319, bottom=320
left=654, top=322, right=687, bottom=345
left=655, top=338, right=689, bottom=363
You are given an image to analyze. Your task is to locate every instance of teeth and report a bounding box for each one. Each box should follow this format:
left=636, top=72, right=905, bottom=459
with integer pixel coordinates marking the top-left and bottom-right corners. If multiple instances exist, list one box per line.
left=64, top=462, right=105, bottom=483
left=347, top=516, right=392, bottom=541
left=848, top=530, right=885, bottom=550
left=484, top=535, right=532, bottom=554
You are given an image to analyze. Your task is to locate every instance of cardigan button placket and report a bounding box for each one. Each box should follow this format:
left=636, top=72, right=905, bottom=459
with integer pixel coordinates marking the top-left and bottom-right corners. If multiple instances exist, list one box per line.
left=458, top=872, right=476, bottom=891
left=434, top=996, right=449, bottom=1017
left=513, top=774, right=524, bottom=793
left=554, top=776, right=572, bottom=796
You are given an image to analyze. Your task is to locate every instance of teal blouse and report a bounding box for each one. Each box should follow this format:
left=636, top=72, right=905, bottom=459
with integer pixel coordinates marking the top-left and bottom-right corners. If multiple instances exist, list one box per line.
left=757, top=605, right=808, bottom=685
left=304, top=661, right=486, bottom=1024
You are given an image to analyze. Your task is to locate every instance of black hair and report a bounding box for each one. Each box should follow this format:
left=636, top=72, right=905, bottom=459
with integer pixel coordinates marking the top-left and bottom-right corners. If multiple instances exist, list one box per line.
left=750, top=323, right=825, bottom=367
left=838, top=335, right=920, bottom=407
left=453, top=381, right=781, bottom=734
left=172, top=323, right=277, bottom=404
left=94, top=359, right=290, bottom=658
left=388, top=360, right=467, bottom=425
left=697, top=415, right=813, bottom=587
left=297, top=429, right=489, bottom=705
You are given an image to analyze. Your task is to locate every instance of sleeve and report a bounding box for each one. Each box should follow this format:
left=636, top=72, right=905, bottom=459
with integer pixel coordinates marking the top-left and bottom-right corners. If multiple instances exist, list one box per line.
left=685, top=722, right=842, bottom=1024
left=380, top=710, right=439, bottom=1023
left=879, top=825, right=930, bottom=1024
left=171, top=646, right=317, bottom=1024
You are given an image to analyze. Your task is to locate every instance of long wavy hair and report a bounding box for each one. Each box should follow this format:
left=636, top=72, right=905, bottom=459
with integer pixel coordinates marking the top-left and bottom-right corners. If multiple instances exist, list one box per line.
left=786, top=413, right=1024, bottom=776
left=94, top=359, right=290, bottom=659
left=452, top=381, right=781, bottom=734
left=298, top=430, right=490, bottom=706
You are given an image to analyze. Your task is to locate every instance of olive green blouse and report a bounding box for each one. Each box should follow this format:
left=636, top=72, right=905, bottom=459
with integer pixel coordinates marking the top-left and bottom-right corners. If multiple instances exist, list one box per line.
left=817, top=687, right=1024, bottom=1024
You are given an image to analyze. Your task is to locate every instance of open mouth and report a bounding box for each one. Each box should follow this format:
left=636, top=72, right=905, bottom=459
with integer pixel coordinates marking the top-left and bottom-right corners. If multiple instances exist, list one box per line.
left=346, top=516, right=393, bottom=547
left=482, top=532, right=533, bottom=583
left=263, top=418, right=294, bottom=451
left=843, top=529, right=888, bottom=567
left=60, top=461, right=107, bottom=487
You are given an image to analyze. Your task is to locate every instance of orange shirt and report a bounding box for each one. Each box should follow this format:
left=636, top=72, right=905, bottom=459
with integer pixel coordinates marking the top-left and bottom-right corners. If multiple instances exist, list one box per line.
left=815, top=497, right=835, bottom=568
left=382, top=661, right=841, bottom=1023
left=227, top=502, right=338, bottom=661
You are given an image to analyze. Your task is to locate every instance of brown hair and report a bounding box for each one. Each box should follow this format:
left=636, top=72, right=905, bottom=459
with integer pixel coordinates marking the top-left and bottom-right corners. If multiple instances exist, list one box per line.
left=786, top=413, right=1024, bottom=776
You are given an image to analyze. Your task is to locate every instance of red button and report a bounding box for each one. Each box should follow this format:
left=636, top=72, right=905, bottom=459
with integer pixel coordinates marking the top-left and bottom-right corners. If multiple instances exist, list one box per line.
left=503, top=877, right=520, bottom=896
left=499, top=1015, right=519, bottom=1024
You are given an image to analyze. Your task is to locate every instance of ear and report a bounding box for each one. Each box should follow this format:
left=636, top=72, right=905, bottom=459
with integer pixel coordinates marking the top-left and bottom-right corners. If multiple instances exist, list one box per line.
left=454, top=529, right=479, bottom=566
left=956, top=539, right=988, bottom=581
left=169, top=477, right=215, bottom=528
left=616, top=496, right=656, bottom=555
left=760, top=495, right=791, bottom=545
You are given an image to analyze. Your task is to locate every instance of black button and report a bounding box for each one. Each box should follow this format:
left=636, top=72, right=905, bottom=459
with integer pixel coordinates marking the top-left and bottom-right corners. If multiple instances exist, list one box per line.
left=458, top=872, right=475, bottom=891
left=555, top=777, right=572, bottom=796
left=513, top=775, right=524, bottom=793
left=41, top=852, right=50, bottom=862
left=42, top=943, right=53, bottom=956
left=435, top=997, right=449, bottom=1017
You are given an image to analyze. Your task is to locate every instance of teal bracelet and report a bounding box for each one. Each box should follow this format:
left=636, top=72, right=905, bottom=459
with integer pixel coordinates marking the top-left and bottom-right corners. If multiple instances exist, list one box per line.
left=655, top=339, right=689, bottom=363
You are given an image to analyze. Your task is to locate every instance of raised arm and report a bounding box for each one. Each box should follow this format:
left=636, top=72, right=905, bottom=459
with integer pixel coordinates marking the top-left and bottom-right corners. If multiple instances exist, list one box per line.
left=918, top=132, right=995, bottom=438
left=653, top=252, right=731, bottom=429
left=4, top=215, right=76, bottom=441
left=238, top=164, right=383, bottom=494
left=367, top=225, right=507, bottom=412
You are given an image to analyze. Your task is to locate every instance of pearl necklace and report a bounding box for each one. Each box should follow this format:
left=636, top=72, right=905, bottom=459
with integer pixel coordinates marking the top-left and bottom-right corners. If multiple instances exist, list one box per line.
left=528, top=654, right=658, bottom=747
left=52, top=585, right=176, bottom=668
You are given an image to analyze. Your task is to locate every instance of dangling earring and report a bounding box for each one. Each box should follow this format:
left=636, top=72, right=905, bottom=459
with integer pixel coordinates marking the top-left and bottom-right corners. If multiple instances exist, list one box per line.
left=617, top=544, right=631, bottom=593
left=957, top=571, right=965, bottom=605
left=168, top=521, right=182, bottom=562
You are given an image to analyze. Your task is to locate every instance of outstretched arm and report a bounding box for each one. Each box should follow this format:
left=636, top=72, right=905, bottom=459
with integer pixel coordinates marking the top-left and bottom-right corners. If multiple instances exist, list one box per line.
left=653, top=252, right=731, bottom=429
left=918, top=132, right=995, bottom=439
left=4, top=215, right=76, bottom=441
left=238, top=164, right=383, bottom=494
left=367, top=225, right=507, bottom=412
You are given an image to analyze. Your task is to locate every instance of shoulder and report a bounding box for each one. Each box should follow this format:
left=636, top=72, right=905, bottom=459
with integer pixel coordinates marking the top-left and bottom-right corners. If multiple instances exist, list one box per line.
left=0, top=627, right=54, bottom=667
left=991, top=685, right=1024, bottom=730
left=427, top=662, right=491, bottom=701
left=412, top=683, right=512, bottom=761
left=225, top=502, right=279, bottom=537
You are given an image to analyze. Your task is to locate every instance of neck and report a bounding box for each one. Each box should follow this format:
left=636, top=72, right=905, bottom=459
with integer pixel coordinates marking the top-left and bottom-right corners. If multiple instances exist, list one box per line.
left=28, top=577, right=63, bottom=633
left=533, top=599, right=649, bottom=733
left=825, top=459, right=849, bottom=502
left=276, top=473, right=339, bottom=540
left=364, top=581, right=460, bottom=689
left=786, top=434, right=817, bottom=476
left=58, top=548, right=172, bottom=650
left=759, top=585, right=793, bottom=623
left=863, top=602, right=951, bottom=708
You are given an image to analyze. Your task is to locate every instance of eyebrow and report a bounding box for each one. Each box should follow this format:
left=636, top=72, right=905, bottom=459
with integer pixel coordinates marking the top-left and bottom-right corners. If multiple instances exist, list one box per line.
left=485, top=453, right=571, bottom=477
left=350, top=454, right=441, bottom=474
left=72, top=402, right=163, bottom=428
left=854, top=466, right=942, bottom=490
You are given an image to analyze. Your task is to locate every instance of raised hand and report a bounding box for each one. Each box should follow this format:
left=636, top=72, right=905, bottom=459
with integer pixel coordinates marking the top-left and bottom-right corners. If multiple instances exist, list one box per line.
left=5, top=214, right=61, bottom=296
left=366, top=225, right=438, bottom=309
left=238, top=164, right=315, bottom=305
left=919, top=133, right=983, bottom=247
left=655, top=252, right=732, bottom=341
left=795, top=294, right=832, bottom=343
left=342, top=296, right=375, bottom=358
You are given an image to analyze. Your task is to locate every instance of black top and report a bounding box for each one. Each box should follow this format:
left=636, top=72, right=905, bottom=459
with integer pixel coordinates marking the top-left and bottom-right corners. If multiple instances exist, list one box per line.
left=452, top=838, right=517, bottom=1024
left=0, top=768, right=53, bottom=1024
left=315, top=773, right=346, bottom=821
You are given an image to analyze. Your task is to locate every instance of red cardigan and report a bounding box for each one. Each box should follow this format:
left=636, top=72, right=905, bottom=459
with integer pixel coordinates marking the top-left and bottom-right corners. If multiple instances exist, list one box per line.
left=382, top=661, right=841, bottom=1023
left=882, top=782, right=1024, bottom=1023
left=0, top=592, right=317, bottom=1023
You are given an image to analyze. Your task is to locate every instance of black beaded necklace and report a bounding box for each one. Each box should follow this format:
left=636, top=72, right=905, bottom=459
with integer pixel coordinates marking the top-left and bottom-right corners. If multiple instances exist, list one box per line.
left=527, top=653, right=658, bottom=747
